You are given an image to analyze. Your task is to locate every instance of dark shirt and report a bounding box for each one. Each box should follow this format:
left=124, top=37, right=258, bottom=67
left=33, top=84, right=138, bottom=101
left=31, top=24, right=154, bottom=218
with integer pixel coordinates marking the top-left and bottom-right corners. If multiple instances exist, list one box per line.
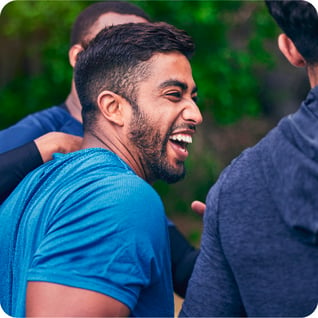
left=0, top=141, right=42, bottom=203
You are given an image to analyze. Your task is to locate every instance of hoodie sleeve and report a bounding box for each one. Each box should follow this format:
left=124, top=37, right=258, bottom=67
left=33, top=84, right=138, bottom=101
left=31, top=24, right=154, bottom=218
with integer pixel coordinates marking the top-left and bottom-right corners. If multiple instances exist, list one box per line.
left=180, top=166, right=246, bottom=317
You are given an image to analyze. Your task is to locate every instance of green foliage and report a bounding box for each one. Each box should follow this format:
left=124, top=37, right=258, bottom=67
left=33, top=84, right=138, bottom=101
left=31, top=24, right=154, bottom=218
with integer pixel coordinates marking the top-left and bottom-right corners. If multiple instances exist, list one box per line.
left=0, top=0, right=278, bottom=128
left=0, top=1, right=91, bottom=127
left=136, top=1, right=277, bottom=124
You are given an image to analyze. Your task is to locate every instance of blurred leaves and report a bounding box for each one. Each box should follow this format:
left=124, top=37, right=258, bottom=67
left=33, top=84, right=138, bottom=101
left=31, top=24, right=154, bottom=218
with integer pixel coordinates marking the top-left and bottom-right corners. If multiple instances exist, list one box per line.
left=0, top=0, right=278, bottom=127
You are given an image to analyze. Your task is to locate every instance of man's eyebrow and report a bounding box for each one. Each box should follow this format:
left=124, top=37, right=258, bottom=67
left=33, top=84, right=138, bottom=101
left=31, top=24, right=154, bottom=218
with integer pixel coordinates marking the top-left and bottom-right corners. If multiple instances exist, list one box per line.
left=159, top=80, right=198, bottom=94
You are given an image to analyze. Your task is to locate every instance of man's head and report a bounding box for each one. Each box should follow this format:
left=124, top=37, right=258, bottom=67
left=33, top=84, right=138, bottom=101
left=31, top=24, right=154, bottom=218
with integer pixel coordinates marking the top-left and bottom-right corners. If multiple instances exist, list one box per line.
left=265, top=0, right=318, bottom=65
left=75, top=22, right=202, bottom=183
left=68, top=1, right=149, bottom=68
left=70, top=1, right=150, bottom=49
left=66, top=1, right=150, bottom=123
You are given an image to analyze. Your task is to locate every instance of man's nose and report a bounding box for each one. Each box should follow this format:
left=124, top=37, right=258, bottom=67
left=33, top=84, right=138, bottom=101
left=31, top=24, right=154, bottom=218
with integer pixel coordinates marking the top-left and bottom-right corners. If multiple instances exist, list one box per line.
left=182, top=100, right=203, bottom=126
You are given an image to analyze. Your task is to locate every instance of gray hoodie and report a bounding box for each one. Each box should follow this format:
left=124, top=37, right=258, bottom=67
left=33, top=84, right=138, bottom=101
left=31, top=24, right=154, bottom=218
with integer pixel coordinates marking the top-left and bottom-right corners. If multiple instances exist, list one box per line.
left=181, top=86, right=318, bottom=317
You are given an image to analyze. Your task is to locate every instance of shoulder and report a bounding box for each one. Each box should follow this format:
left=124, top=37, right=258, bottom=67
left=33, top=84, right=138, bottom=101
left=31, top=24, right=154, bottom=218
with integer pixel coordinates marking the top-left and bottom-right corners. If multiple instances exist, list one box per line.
left=205, top=132, right=275, bottom=225
left=51, top=150, right=165, bottom=225
left=14, top=105, right=80, bottom=134
left=27, top=106, right=76, bottom=130
left=210, top=125, right=280, bottom=197
left=0, top=107, right=66, bottom=152
left=17, top=106, right=70, bottom=129
left=209, top=144, right=262, bottom=196
left=88, top=173, right=165, bottom=230
left=29, top=105, right=69, bottom=119
left=64, top=149, right=163, bottom=207
left=0, top=106, right=76, bottom=153
left=116, top=175, right=162, bottom=206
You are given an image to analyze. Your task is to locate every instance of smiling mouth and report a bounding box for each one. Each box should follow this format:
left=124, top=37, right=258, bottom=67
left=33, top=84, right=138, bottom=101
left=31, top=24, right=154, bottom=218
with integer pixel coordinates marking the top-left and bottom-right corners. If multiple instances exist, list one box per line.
left=169, top=134, right=193, bottom=152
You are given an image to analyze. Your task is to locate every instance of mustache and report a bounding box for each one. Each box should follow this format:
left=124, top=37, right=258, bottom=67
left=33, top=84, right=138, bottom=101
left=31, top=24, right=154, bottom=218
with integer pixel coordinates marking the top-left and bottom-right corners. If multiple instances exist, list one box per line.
left=170, top=123, right=197, bottom=133
left=163, top=123, right=197, bottom=148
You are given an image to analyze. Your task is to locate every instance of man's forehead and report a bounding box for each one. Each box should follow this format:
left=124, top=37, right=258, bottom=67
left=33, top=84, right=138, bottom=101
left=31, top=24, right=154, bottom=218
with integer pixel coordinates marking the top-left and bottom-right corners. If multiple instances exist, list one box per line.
left=147, top=52, right=196, bottom=91
left=149, top=52, right=192, bottom=69
left=88, top=12, right=148, bottom=42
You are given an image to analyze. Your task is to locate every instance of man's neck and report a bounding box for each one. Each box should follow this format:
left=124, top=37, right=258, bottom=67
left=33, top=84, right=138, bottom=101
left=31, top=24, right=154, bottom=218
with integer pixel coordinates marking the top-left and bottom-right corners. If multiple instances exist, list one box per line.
left=307, top=65, right=318, bottom=89
left=64, top=81, right=83, bottom=123
left=82, top=130, right=148, bottom=182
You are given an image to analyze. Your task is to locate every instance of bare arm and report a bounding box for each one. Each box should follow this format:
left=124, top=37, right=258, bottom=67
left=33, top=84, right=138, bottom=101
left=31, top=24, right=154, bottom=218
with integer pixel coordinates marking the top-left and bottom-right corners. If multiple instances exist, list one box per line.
left=34, top=132, right=83, bottom=163
left=26, top=282, right=130, bottom=317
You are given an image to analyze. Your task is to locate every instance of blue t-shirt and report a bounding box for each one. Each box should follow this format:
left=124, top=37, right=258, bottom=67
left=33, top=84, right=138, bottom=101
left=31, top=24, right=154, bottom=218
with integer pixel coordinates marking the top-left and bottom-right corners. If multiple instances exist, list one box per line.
left=0, top=148, right=174, bottom=317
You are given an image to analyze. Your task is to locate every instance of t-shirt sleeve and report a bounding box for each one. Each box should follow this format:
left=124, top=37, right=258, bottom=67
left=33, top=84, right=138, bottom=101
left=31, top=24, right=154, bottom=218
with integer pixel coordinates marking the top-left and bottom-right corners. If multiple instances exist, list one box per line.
left=27, top=175, right=168, bottom=310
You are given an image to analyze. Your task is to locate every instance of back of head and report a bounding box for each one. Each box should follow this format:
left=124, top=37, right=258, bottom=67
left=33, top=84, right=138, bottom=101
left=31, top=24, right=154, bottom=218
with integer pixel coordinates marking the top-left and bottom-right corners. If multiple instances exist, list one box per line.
left=70, top=1, right=150, bottom=47
left=74, top=22, right=195, bottom=131
left=265, top=0, right=318, bottom=65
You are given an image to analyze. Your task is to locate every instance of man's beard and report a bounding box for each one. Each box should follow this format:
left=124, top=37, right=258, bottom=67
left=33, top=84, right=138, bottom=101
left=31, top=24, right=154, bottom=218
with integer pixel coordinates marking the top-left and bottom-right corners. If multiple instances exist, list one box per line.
left=128, top=107, right=186, bottom=184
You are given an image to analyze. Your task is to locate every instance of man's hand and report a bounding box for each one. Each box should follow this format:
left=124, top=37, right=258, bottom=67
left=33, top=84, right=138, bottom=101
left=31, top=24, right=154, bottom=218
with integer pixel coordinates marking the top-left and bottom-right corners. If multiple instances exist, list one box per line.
left=34, top=132, right=83, bottom=162
left=191, top=200, right=206, bottom=216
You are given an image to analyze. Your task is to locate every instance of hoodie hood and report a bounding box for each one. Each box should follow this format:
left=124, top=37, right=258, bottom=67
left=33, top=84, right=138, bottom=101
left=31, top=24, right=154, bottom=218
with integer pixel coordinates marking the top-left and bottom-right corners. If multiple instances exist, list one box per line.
left=265, top=85, right=318, bottom=245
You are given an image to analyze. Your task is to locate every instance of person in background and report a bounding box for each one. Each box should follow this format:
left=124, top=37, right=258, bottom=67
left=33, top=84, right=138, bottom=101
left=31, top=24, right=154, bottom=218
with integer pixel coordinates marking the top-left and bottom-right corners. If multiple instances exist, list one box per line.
left=0, top=1, right=199, bottom=297
left=0, top=1, right=149, bottom=152
left=180, top=1, right=318, bottom=316
left=0, top=132, right=82, bottom=203
left=0, top=21, right=202, bottom=317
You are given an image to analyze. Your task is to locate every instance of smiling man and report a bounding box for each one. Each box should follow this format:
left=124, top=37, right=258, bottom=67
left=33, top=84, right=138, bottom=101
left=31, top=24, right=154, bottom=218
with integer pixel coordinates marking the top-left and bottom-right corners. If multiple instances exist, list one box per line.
left=0, top=1, right=200, bottom=298
left=0, top=22, right=202, bottom=317
left=120, top=66, right=199, bottom=184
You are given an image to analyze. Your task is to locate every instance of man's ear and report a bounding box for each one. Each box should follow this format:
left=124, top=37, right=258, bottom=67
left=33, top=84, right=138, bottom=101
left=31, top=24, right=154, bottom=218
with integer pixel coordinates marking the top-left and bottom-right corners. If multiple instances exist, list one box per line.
left=278, top=33, right=306, bottom=68
left=68, top=44, right=84, bottom=68
left=97, top=91, right=125, bottom=127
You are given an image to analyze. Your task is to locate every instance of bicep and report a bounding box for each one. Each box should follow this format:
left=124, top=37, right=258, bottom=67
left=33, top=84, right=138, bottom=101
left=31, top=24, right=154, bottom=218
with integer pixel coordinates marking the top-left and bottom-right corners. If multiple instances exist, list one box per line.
left=26, top=281, right=130, bottom=317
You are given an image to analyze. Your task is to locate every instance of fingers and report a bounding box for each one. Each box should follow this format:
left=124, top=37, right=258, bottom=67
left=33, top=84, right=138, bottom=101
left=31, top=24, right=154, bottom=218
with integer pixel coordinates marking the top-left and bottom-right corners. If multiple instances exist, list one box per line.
left=35, top=132, right=83, bottom=162
left=191, top=200, right=206, bottom=216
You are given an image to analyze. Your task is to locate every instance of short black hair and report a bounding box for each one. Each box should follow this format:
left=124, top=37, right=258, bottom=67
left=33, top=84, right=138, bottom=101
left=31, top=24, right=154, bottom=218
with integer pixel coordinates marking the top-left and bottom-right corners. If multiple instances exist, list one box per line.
left=265, top=0, right=318, bottom=64
left=70, top=1, right=150, bottom=46
left=74, top=22, right=195, bottom=132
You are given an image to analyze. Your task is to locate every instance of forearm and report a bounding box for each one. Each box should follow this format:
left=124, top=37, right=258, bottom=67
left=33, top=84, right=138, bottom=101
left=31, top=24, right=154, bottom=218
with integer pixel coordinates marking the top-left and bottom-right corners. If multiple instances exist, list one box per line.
left=0, top=141, right=42, bottom=203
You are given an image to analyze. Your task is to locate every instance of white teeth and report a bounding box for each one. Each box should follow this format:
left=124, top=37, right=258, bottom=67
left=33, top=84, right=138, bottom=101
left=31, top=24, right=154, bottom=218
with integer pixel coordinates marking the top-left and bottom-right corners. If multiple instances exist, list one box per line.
left=170, top=134, right=192, bottom=144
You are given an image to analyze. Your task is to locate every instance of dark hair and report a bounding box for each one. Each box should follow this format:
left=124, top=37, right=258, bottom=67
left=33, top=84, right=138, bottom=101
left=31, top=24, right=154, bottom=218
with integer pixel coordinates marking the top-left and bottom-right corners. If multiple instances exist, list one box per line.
left=265, top=0, right=318, bottom=64
left=74, top=22, right=195, bottom=131
left=70, top=1, right=150, bottom=47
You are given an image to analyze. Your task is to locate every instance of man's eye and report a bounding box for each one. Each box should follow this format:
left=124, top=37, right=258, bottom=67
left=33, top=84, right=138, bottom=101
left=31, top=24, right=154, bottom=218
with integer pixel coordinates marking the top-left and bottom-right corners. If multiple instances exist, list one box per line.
left=167, top=92, right=181, bottom=99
